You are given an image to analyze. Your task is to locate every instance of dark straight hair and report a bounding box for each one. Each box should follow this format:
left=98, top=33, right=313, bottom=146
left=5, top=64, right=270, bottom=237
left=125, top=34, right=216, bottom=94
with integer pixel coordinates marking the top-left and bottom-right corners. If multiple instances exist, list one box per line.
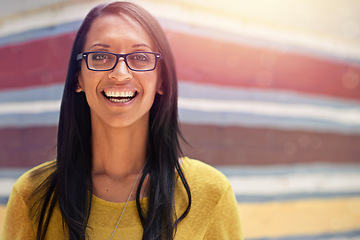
left=31, top=2, right=191, bottom=240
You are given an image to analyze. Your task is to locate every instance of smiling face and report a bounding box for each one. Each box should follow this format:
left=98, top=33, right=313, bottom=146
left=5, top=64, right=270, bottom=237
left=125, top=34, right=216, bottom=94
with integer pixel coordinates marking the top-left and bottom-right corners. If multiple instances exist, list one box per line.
left=77, top=14, right=162, bottom=131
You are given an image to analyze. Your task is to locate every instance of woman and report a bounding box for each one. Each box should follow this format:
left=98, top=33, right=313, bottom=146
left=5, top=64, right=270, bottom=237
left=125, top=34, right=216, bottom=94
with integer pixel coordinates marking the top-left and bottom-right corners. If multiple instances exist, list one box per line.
left=1, top=2, right=242, bottom=239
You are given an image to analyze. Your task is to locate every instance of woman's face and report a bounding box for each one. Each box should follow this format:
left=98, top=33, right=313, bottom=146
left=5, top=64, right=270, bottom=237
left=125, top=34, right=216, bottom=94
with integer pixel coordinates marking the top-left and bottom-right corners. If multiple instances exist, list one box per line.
left=78, top=14, right=162, bottom=130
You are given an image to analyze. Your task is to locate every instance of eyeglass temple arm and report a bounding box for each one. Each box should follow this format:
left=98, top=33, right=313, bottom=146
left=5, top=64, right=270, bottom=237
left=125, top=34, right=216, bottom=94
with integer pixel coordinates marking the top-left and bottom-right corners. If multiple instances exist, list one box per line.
left=76, top=53, right=84, bottom=61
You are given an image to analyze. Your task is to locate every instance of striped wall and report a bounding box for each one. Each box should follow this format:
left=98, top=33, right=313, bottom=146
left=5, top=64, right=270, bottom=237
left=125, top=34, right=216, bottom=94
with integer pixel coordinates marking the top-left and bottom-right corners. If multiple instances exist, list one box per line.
left=0, top=0, right=360, bottom=239
left=1, top=163, right=360, bottom=239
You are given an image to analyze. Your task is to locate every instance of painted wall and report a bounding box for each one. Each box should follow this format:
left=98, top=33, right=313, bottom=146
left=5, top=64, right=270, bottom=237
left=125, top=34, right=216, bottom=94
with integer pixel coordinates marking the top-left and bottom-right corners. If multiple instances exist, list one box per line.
left=0, top=1, right=360, bottom=239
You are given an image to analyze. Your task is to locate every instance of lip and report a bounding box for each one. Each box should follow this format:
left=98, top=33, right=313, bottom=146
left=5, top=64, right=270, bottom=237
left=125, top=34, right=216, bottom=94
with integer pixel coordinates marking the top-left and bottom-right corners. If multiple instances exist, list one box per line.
left=100, top=86, right=138, bottom=106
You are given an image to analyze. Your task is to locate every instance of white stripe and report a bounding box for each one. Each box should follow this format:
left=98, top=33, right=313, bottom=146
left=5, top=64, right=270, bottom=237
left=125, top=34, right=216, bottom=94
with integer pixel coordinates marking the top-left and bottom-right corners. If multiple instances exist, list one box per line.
left=1, top=0, right=360, bottom=62
left=1, top=98, right=359, bottom=127
left=0, top=178, right=16, bottom=197
left=179, top=97, right=360, bottom=126
left=1, top=82, right=359, bottom=133
left=322, top=238, right=360, bottom=240
left=1, top=172, right=360, bottom=198
left=228, top=173, right=360, bottom=196
left=0, top=100, right=61, bottom=114
left=0, top=97, right=359, bottom=131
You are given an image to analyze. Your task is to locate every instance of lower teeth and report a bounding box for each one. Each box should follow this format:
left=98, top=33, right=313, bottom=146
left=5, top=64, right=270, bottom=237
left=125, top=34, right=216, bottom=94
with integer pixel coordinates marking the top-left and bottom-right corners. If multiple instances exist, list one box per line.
left=109, top=97, right=131, bottom=103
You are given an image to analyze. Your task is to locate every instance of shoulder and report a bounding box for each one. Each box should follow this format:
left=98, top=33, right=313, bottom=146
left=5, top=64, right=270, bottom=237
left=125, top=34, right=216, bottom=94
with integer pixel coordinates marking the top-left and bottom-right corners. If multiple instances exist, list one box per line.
left=175, top=157, right=241, bottom=238
left=180, top=157, right=232, bottom=198
left=11, top=160, right=57, bottom=203
left=2, top=160, right=57, bottom=239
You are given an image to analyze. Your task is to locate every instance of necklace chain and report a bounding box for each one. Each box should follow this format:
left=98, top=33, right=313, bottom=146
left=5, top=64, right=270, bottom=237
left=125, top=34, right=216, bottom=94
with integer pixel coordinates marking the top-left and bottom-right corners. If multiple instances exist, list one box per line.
left=108, top=165, right=145, bottom=240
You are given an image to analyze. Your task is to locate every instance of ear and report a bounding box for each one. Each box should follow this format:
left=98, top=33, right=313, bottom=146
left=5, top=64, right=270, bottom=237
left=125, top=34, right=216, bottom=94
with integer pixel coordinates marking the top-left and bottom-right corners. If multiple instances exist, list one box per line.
left=75, top=73, right=83, bottom=93
left=156, top=78, right=163, bottom=95
left=75, top=85, right=83, bottom=93
left=157, top=87, right=163, bottom=95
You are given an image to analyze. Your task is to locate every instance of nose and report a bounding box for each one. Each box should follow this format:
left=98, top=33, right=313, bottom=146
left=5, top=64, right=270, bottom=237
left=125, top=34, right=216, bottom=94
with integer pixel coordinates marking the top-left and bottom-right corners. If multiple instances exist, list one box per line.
left=108, top=57, right=132, bottom=81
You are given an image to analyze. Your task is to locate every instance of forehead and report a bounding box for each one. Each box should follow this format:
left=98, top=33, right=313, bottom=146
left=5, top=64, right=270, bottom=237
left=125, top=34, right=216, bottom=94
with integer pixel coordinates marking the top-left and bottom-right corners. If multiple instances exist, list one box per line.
left=84, top=14, right=155, bottom=50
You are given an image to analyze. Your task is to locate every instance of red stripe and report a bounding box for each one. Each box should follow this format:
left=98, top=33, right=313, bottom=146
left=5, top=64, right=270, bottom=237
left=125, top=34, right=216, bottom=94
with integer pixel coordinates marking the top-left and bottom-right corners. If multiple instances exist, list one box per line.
left=166, top=30, right=360, bottom=100
left=0, top=30, right=359, bottom=100
left=0, top=33, right=75, bottom=89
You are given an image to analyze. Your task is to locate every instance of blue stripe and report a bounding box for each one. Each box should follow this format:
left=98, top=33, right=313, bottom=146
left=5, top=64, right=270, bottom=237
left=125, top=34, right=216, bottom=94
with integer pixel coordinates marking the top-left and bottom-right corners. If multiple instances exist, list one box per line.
left=0, top=84, right=63, bottom=103
left=1, top=82, right=360, bottom=133
left=0, top=84, right=63, bottom=128
left=178, top=108, right=360, bottom=134
left=0, top=20, right=81, bottom=47
left=216, top=164, right=360, bottom=177
left=0, top=197, right=9, bottom=205
left=0, top=111, right=59, bottom=128
left=179, top=81, right=360, bottom=108
left=246, top=230, right=360, bottom=240
left=236, top=192, right=360, bottom=203
left=0, top=169, right=27, bottom=178
left=178, top=82, right=360, bottom=134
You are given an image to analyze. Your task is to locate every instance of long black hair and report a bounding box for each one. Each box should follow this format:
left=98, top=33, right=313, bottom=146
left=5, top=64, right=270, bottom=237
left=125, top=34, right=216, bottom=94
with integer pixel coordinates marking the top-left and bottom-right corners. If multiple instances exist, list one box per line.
left=31, top=2, right=191, bottom=239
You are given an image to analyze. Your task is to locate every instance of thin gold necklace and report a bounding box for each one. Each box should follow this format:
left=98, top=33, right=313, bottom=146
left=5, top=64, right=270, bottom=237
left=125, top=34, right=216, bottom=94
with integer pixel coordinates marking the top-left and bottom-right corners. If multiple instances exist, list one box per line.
left=108, top=166, right=145, bottom=240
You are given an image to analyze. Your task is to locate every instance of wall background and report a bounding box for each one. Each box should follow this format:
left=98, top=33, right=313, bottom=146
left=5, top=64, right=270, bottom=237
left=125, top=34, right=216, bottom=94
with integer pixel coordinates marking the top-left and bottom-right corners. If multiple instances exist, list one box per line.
left=0, top=0, right=360, bottom=239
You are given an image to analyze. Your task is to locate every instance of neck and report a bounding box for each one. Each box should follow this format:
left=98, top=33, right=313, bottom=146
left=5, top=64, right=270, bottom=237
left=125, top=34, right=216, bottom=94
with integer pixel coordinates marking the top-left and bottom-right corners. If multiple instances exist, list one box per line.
left=91, top=122, right=148, bottom=179
left=89, top=112, right=150, bottom=202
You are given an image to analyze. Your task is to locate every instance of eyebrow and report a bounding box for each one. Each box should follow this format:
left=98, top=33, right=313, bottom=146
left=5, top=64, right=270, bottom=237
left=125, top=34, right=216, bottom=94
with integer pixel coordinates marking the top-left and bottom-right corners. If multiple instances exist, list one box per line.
left=132, top=43, right=152, bottom=50
left=88, top=43, right=153, bottom=51
left=88, top=43, right=110, bottom=50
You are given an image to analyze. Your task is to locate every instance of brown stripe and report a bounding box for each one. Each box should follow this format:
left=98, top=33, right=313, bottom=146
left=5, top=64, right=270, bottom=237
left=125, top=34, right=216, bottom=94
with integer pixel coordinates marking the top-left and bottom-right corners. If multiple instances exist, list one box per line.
left=1, top=124, right=359, bottom=168
left=0, top=126, right=57, bottom=168
left=180, top=124, right=360, bottom=166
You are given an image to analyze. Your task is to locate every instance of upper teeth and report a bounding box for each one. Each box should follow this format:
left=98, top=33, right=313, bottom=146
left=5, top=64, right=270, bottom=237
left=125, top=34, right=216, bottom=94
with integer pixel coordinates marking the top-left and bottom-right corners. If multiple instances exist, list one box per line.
left=104, top=91, right=135, bottom=98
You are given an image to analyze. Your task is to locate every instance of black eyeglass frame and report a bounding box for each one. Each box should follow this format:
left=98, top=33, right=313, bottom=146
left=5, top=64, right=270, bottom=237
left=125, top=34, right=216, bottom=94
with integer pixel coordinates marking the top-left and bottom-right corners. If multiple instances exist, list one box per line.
left=76, top=51, right=162, bottom=72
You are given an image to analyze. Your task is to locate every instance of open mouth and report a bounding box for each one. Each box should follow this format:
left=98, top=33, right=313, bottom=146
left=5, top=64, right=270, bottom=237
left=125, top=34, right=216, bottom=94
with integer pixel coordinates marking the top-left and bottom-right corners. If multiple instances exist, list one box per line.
left=102, top=90, right=137, bottom=103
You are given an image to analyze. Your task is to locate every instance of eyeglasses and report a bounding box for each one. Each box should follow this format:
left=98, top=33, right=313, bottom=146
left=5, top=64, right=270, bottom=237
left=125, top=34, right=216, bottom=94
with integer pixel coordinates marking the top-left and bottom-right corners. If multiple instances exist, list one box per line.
left=76, top=51, right=162, bottom=72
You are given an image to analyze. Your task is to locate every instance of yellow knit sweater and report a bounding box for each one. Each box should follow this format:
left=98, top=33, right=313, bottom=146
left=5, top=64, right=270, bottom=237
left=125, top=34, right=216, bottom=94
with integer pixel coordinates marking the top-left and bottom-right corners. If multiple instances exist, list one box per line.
left=1, top=157, right=242, bottom=239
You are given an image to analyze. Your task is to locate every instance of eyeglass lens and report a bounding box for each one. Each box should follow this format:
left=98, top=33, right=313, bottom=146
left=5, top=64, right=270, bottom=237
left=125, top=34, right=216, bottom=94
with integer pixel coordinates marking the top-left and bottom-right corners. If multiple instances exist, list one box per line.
left=87, top=52, right=157, bottom=71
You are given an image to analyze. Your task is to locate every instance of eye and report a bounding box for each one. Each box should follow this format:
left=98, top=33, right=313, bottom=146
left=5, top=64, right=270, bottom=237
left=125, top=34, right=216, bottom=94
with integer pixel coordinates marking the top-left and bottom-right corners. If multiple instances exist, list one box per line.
left=91, top=52, right=110, bottom=61
left=129, top=53, right=150, bottom=62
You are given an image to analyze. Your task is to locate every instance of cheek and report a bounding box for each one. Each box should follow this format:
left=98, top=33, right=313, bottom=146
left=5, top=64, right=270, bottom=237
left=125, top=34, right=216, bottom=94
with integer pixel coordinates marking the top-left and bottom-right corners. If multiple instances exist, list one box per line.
left=138, top=71, right=160, bottom=91
left=79, top=68, right=102, bottom=91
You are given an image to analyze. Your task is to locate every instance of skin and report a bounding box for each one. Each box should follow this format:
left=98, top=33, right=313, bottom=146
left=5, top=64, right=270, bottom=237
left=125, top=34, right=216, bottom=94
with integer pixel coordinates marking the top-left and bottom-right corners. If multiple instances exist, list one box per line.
left=77, top=14, right=162, bottom=202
